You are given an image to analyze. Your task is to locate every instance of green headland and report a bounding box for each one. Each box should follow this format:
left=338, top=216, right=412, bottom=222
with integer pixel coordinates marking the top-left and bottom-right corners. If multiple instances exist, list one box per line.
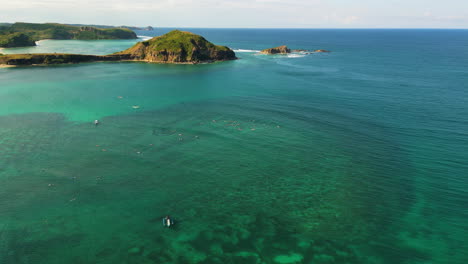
left=114, top=30, right=236, bottom=63
left=0, top=22, right=137, bottom=48
left=0, top=32, right=36, bottom=48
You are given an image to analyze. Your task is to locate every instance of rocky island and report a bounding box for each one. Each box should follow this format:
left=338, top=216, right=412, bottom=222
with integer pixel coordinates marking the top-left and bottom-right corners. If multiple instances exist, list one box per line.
left=261, top=45, right=331, bottom=55
left=0, top=22, right=137, bottom=48
left=0, top=30, right=237, bottom=66
left=260, top=45, right=291, bottom=54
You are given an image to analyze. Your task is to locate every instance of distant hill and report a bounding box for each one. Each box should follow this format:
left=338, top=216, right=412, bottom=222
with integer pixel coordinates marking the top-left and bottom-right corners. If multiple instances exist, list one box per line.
left=0, top=22, right=138, bottom=48
left=68, top=24, right=154, bottom=31
left=67, top=24, right=118, bottom=29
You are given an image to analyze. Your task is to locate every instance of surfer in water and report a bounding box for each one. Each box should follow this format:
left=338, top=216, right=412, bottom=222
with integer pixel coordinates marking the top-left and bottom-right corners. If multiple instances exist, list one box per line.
left=94, top=120, right=99, bottom=126
left=163, top=216, right=173, bottom=227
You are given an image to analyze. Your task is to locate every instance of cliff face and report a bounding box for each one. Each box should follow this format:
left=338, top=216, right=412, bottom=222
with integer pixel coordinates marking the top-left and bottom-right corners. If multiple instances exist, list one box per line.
left=115, top=30, right=237, bottom=63
left=260, top=45, right=291, bottom=54
left=0, top=54, right=119, bottom=66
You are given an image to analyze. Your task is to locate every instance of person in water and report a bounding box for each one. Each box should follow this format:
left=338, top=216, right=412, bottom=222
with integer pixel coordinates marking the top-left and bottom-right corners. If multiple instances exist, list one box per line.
left=94, top=120, right=99, bottom=126
left=163, top=216, right=173, bottom=227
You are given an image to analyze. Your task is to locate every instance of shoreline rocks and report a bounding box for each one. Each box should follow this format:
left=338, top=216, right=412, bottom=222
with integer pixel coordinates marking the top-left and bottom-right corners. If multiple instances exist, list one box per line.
left=261, top=46, right=331, bottom=55
left=0, top=54, right=120, bottom=66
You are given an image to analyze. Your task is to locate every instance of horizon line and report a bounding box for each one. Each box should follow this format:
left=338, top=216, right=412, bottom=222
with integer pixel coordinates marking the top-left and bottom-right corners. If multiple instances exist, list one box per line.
left=150, top=27, right=468, bottom=30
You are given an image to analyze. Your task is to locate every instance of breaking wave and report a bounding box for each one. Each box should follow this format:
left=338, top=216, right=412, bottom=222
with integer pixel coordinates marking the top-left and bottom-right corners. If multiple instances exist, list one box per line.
left=287, top=54, right=306, bottom=58
left=138, top=36, right=152, bottom=41
left=234, top=49, right=260, bottom=53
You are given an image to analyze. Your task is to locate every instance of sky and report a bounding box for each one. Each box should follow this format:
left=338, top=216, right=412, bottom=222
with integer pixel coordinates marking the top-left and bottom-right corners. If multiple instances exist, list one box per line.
left=1, top=0, right=467, bottom=28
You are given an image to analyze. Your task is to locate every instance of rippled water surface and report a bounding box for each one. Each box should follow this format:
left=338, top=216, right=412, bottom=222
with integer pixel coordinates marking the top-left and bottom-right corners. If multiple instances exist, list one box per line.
left=0, top=29, right=467, bottom=264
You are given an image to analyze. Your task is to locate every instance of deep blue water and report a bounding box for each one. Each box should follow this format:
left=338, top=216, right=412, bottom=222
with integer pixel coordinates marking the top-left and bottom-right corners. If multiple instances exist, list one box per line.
left=0, top=29, right=467, bottom=264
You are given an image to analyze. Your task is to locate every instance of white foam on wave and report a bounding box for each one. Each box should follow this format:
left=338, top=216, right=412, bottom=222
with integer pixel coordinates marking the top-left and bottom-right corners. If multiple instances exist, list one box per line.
left=138, top=36, right=152, bottom=41
left=35, top=39, right=50, bottom=45
left=234, top=49, right=260, bottom=53
left=286, top=54, right=306, bottom=58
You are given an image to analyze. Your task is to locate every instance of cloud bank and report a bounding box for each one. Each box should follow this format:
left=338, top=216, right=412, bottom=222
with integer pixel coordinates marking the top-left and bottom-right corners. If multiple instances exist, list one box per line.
left=1, top=0, right=467, bottom=28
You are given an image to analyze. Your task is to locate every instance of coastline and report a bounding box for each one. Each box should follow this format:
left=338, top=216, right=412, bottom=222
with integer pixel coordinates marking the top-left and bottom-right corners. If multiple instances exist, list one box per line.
left=0, top=58, right=237, bottom=67
left=0, top=30, right=237, bottom=66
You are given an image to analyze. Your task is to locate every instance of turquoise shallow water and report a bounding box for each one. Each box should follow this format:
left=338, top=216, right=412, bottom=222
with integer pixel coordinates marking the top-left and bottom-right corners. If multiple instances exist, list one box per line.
left=0, top=29, right=467, bottom=264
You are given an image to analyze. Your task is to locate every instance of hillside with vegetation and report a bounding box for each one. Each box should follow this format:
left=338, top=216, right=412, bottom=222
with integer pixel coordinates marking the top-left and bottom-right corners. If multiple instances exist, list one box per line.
left=115, top=30, right=236, bottom=63
left=68, top=24, right=154, bottom=31
left=0, top=22, right=137, bottom=48
left=0, top=32, right=36, bottom=48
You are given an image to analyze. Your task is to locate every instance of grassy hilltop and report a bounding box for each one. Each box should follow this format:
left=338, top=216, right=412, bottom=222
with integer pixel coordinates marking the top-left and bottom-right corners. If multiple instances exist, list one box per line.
left=115, top=30, right=236, bottom=63
left=0, top=22, right=137, bottom=48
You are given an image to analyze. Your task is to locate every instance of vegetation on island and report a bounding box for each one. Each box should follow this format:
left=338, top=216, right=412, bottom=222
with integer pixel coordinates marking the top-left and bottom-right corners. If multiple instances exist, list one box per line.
left=68, top=24, right=154, bottom=31
left=0, top=32, right=36, bottom=48
left=0, top=30, right=237, bottom=66
left=115, top=30, right=236, bottom=63
left=0, top=22, right=137, bottom=48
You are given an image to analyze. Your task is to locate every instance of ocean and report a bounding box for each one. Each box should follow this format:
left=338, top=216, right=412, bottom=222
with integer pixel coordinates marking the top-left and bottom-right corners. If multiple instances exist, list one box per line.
left=0, top=28, right=467, bottom=264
